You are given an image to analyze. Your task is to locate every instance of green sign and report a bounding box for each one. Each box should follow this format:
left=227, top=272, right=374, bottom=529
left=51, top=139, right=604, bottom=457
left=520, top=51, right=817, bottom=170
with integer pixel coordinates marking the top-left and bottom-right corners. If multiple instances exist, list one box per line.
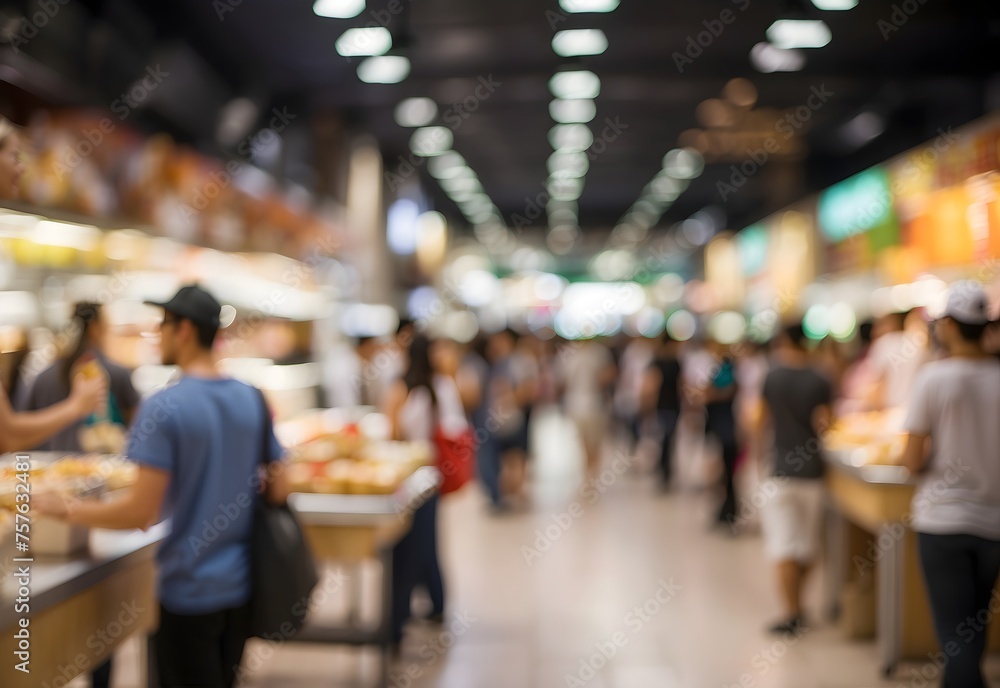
left=736, top=224, right=768, bottom=278
left=818, top=167, right=899, bottom=251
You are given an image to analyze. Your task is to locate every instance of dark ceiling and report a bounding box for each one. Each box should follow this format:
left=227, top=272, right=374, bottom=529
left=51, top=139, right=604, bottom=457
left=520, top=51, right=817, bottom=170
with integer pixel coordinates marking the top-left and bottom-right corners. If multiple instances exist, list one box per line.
left=9, top=0, right=1000, bottom=236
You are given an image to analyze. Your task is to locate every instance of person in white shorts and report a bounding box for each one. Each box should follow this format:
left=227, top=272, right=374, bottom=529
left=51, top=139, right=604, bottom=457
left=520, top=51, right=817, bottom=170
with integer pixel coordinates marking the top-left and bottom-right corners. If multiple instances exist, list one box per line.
left=758, top=323, right=833, bottom=634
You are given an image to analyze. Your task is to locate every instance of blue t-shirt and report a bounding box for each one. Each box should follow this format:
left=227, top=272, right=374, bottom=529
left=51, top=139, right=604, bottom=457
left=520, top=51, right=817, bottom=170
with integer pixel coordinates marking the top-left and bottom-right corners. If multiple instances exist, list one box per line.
left=126, top=377, right=283, bottom=615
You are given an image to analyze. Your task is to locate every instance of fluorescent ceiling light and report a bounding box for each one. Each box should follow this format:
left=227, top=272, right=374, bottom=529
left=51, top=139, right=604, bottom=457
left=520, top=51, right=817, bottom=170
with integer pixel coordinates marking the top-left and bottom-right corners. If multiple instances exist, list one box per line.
left=448, top=190, right=481, bottom=204
left=624, top=212, right=655, bottom=230
left=662, top=148, right=704, bottom=179
left=547, top=177, right=584, bottom=202
left=549, top=99, right=597, bottom=124
left=357, top=55, right=410, bottom=84
left=460, top=195, right=493, bottom=214
left=552, top=29, right=608, bottom=57
left=811, top=0, right=857, bottom=9
left=632, top=199, right=659, bottom=218
left=749, top=42, right=806, bottom=72
left=428, top=152, right=467, bottom=179
left=548, top=199, right=578, bottom=214
left=766, top=19, right=832, bottom=49
left=410, top=127, right=453, bottom=156
left=440, top=176, right=481, bottom=194
left=649, top=175, right=684, bottom=201
left=394, top=98, right=438, bottom=127
left=313, top=0, right=365, bottom=19
left=470, top=209, right=500, bottom=225
left=559, top=0, right=619, bottom=12
left=436, top=166, right=475, bottom=183
left=549, top=70, right=601, bottom=99
left=547, top=151, right=590, bottom=178
left=549, top=208, right=578, bottom=224
left=548, top=124, right=593, bottom=151
left=336, top=27, right=392, bottom=57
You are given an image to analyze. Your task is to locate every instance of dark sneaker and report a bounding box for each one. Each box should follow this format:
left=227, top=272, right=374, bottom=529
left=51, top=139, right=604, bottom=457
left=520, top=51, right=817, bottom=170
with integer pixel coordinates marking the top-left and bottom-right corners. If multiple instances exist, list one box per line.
left=768, top=616, right=805, bottom=635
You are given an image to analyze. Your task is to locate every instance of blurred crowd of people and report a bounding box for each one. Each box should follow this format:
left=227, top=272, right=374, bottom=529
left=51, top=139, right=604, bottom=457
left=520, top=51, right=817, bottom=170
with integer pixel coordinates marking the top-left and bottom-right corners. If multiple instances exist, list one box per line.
left=351, top=285, right=1000, bottom=683
left=344, top=304, right=1000, bottom=520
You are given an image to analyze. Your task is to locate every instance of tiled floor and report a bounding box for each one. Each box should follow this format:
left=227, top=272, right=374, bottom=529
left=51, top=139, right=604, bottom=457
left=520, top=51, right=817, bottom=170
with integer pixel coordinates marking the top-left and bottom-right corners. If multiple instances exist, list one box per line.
left=100, top=407, right=1000, bottom=687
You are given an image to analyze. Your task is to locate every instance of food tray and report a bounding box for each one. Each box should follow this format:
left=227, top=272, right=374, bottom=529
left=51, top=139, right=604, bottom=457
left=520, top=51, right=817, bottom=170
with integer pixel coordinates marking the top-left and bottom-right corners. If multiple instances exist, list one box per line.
left=0, top=453, right=126, bottom=555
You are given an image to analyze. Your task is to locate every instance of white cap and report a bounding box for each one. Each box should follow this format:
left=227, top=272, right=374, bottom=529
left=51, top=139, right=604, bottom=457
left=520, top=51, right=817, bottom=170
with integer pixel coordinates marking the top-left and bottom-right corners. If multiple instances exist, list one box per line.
left=943, top=280, right=989, bottom=325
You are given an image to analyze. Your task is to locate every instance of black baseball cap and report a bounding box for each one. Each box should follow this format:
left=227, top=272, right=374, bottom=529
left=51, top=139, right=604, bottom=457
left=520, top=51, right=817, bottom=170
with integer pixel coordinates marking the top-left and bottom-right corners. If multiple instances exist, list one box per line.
left=145, top=284, right=222, bottom=329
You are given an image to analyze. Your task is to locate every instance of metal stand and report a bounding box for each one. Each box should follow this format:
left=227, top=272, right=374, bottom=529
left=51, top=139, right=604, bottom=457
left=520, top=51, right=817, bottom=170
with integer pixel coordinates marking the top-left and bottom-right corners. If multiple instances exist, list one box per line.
left=291, top=545, right=395, bottom=687
left=825, top=506, right=846, bottom=621
left=877, top=523, right=903, bottom=679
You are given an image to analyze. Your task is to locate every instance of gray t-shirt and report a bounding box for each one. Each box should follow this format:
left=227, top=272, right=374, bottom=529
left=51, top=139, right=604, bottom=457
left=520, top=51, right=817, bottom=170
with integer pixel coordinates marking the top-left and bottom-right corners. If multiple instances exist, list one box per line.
left=762, top=364, right=833, bottom=480
left=905, top=358, right=1000, bottom=540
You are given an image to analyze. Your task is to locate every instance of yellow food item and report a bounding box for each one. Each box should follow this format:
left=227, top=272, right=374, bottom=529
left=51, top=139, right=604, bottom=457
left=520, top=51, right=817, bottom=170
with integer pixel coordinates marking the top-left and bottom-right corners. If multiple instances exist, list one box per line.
left=288, top=463, right=315, bottom=493
left=77, top=359, right=105, bottom=381
left=50, top=457, right=102, bottom=478
left=104, top=461, right=138, bottom=491
left=369, top=464, right=402, bottom=495
left=79, top=423, right=126, bottom=454
left=323, top=460, right=355, bottom=494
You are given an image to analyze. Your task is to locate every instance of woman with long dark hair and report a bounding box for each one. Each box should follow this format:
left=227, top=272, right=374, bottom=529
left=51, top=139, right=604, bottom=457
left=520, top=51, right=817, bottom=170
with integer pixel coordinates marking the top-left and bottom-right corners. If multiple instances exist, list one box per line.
left=383, top=333, right=467, bottom=643
left=20, top=302, right=139, bottom=452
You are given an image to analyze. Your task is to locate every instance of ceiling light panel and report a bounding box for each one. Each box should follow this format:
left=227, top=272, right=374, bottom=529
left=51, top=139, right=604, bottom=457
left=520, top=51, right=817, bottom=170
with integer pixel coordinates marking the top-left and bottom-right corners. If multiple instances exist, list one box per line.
left=394, top=98, right=438, bottom=128
left=766, top=19, right=832, bottom=49
left=313, top=0, right=365, bottom=19
left=750, top=42, right=806, bottom=72
left=552, top=29, right=608, bottom=57
left=547, top=150, right=590, bottom=178
left=811, top=0, right=857, bottom=9
left=428, top=152, right=467, bottom=179
left=336, top=27, right=392, bottom=57
left=548, top=124, right=594, bottom=151
left=357, top=56, right=410, bottom=84
left=559, top=0, right=619, bottom=12
left=549, top=99, right=597, bottom=124
left=663, top=148, right=705, bottom=179
left=409, top=127, right=453, bottom=156
left=549, top=70, right=601, bottom=99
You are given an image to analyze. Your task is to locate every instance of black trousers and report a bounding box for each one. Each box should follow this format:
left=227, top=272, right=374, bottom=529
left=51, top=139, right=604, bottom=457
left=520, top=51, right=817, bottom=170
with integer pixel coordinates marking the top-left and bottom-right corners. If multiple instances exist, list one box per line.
left=657, top=410, right=679, bottom=484
left=153, top=602, right=251, bottom=688
left=91, top=659, right=111, bottom=688
left=706, top=404, right=738, bottom=523
left=918, top=532, right=1000, bottom=688
left=392, top=493, right=445, bottom=642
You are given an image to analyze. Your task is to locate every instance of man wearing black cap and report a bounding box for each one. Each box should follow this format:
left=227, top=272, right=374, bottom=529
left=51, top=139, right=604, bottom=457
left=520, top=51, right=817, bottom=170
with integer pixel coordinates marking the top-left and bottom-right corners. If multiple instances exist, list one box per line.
left=37, top=284, right=290, bottom=688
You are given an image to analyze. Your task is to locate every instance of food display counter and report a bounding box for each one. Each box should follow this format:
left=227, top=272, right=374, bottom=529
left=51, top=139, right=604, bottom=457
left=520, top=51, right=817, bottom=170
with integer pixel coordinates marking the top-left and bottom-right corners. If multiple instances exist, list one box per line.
left=277, top=408, right=434, bottom=496
left=823, top=446, right=1000, bottom=677
left=0, top=524, right=164, bottom=687
left=0, top=437, right=438, bottom=686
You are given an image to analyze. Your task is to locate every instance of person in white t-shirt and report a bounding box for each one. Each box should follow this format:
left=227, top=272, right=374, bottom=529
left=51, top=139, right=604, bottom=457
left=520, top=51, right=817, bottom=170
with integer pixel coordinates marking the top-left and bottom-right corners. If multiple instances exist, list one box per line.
left=613, top=336, right=655, bottom=451
left=560, top=338, right=617, bottom=477
left=902, top=281, right=1000, bottom=688
left=868, top=309, right=930, bottom=410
